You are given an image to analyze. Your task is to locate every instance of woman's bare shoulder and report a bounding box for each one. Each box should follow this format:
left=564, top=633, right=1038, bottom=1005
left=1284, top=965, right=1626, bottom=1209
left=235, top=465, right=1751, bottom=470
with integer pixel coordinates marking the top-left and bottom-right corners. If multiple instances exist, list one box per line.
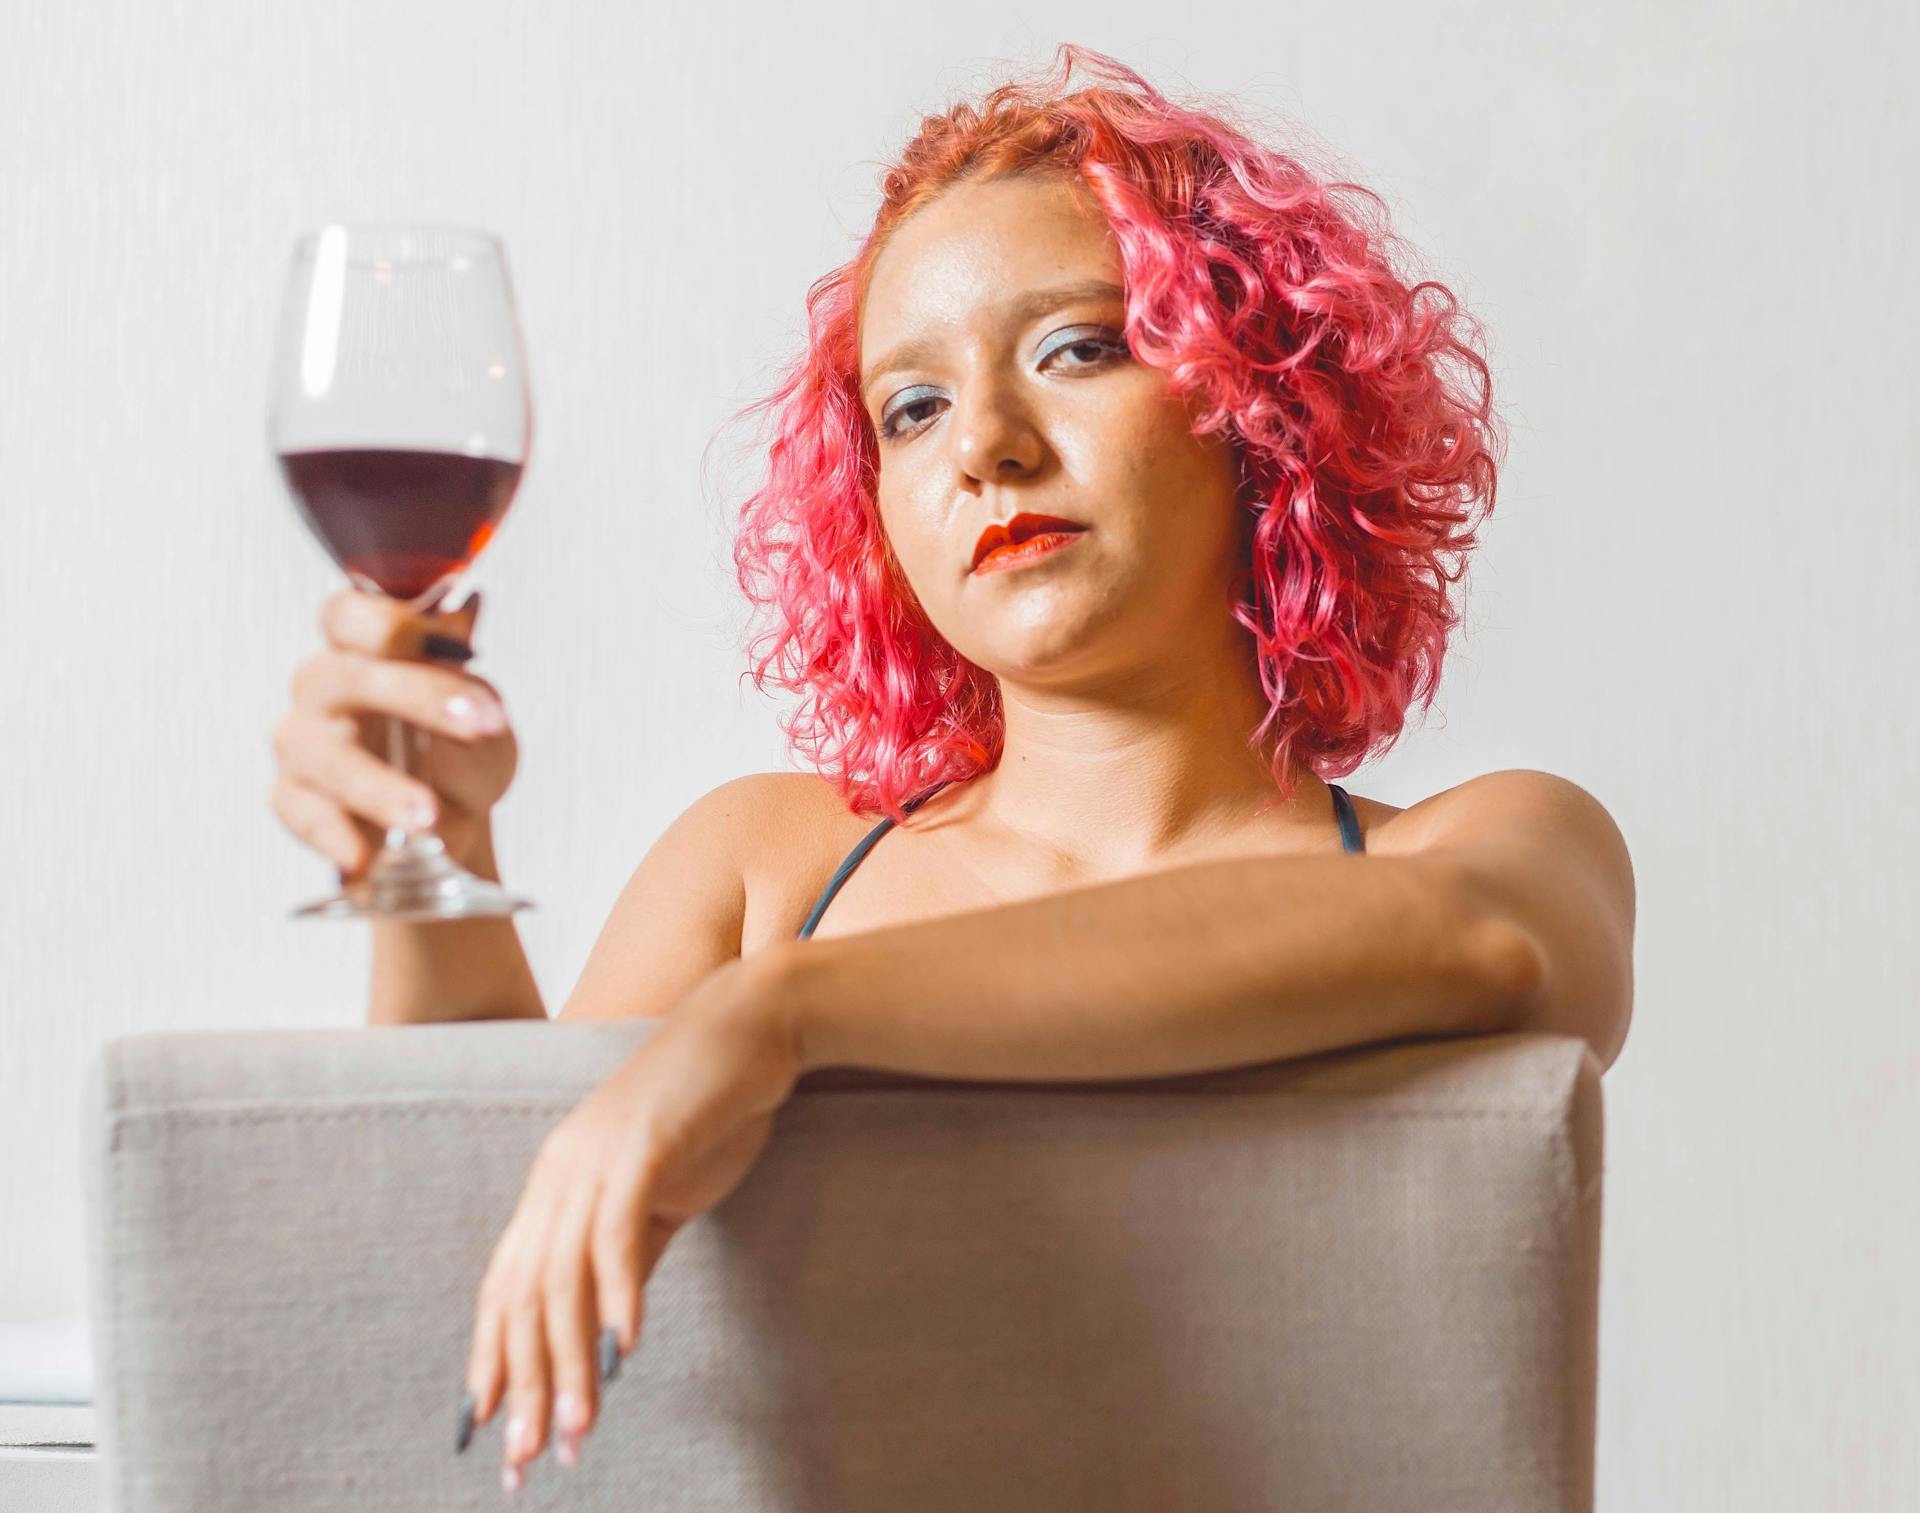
left=729, top=772, right=877, bottom=956
left=1351, top=767, right=1628, bottom=870
left=729, top=771, right=869, bottom=834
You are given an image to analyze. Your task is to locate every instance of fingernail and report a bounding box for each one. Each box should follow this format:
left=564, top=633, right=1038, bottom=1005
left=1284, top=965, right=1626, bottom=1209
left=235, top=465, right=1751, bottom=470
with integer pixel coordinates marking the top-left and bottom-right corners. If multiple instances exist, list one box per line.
left=598, top=1327, right=622, bottom=1384
left=455, top=1390, right=475, bottom=1455
left=556, top=1433, right=580, bottom=1468
left=501, top=1461, right=524, bottom=1494
left=402, top=798, right=438, bottom=832
left=504, top=1413, right=529, bottom=1459
left=555, top=1391, right=587, bottom=1434
left=422, top=633, right=474, bottom=664
left=446, top=694, right=507, bottom=734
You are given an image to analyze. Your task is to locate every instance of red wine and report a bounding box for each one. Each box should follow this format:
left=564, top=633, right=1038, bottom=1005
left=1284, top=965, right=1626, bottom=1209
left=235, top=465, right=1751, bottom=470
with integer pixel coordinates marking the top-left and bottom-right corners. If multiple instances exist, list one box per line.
left=277, top=446, right=522, bottom=601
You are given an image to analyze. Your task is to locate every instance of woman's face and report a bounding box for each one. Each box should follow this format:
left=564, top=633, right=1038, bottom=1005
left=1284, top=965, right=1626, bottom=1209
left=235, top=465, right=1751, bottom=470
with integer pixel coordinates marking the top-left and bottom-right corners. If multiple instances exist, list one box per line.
left=858, top=170, right=1247, bottom=687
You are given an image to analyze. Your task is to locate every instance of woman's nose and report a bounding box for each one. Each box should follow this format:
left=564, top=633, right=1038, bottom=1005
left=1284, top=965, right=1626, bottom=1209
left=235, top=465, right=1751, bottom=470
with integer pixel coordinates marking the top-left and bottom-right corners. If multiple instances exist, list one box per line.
left=951, top=387, right=1044, bottom=482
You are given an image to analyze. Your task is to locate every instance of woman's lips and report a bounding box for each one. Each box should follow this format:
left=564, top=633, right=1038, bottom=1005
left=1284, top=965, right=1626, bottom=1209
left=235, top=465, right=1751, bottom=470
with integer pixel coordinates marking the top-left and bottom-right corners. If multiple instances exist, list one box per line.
left=971, top=514, right=1088, bottom=572
left=972, top=530, right=1087, bottom=575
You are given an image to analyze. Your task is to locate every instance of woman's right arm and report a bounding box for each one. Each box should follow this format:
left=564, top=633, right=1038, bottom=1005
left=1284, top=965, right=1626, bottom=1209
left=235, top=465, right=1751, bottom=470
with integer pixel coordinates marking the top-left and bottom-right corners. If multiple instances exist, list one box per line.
left=271, top=589, right=547, bottom=1024
left=369, top=817, right=548, bottom=1024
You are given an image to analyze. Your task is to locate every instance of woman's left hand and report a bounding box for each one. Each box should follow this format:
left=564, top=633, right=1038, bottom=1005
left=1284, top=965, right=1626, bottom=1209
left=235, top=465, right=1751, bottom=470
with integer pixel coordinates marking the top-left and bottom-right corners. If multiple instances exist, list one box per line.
left=459, top=957, right=803, bottom=1492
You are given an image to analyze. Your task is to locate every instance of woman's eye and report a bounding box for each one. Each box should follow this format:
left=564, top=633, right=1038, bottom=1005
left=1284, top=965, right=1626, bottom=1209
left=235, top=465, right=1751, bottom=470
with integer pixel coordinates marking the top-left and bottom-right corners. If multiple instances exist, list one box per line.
left=882, top=396, right=941, bottom=438
left=1052, top=336, right=1124, bottom=369
left=878, top=333, right=1127, bottom=441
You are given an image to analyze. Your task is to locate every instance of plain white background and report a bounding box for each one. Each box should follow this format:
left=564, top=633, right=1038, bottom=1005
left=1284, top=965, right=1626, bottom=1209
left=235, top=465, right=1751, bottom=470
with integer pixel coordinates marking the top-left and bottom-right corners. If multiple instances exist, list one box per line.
left=4, top=2, right=1916, bottom=1506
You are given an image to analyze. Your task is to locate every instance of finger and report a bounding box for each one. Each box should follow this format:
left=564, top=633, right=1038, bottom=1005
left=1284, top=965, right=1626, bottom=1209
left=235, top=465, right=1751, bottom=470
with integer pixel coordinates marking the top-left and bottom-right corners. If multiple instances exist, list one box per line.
left=589, top=1191, right=645, bottom=1365
left=289, top=650, right=509, bottom=744
left=319, top=586, right=481, bottom=661
left=272, top=710, right=443, bottom=835
left=498, top=1146, right=576, bottom=1472
left=268, top=771, right=374, bottom=875
left=466, top=1249, right=515, bottom=1428
left=467, top=1155, right=559, bottom=1429
left=590, top=1148, right=684, bottom=1358
left=422, top=589, right=482, bottom=663
left=542, top=1176, right=607, bottom=1462
left=502, top=1276, right=554, bottom=1472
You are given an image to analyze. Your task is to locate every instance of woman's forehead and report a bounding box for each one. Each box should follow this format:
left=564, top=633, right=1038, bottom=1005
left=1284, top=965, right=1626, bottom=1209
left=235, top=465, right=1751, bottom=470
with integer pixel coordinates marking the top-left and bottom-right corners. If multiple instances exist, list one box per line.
left=861, top=180, right=1123, bottom=362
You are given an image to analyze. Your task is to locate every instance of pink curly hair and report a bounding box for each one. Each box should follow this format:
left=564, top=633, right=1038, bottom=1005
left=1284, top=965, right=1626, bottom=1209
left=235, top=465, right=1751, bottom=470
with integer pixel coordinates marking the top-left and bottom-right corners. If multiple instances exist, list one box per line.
left=726, top=43, right=1506, bottom=824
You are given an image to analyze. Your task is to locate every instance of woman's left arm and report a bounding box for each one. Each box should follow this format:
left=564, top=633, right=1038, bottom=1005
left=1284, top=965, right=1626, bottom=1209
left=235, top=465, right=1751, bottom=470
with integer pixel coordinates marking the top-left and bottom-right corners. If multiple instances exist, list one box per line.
left=465, top=769, right=1631, bottom=1487
left=778, top=769, right=1634, bottom=1085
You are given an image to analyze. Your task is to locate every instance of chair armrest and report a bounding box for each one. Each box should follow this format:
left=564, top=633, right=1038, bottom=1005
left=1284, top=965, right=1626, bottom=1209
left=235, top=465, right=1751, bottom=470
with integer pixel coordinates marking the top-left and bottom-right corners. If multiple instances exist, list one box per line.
left=82, top=1022, right=1602, bottom=1512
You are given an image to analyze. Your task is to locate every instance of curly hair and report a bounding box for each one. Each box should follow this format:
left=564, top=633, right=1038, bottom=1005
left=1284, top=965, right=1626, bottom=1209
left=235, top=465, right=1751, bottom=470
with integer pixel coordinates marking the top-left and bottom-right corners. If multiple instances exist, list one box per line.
left=726, top=43, right=1506, bottom=824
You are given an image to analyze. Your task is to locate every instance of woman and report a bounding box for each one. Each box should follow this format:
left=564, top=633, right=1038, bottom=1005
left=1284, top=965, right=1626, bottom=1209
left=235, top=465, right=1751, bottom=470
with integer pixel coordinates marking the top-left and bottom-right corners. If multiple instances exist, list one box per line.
left=269, top=45, right=1634, bottom=1493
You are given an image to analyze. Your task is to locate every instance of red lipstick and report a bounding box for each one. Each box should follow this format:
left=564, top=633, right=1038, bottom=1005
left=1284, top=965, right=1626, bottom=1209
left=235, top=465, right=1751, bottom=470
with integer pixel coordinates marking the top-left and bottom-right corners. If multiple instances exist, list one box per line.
left=971, top=513, right=1088, bottom=573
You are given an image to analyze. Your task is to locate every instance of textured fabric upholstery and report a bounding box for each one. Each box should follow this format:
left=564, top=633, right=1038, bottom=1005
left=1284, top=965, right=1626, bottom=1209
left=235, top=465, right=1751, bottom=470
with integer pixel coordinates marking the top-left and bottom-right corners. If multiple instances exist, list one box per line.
left=81, top=1022, right=1602, bottom=1511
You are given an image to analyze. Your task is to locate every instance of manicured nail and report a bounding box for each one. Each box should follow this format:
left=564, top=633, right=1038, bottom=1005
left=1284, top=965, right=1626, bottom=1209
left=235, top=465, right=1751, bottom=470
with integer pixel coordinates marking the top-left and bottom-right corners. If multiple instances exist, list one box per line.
left=504, top=1413, right=530, bottom=1459
left=598, top=1327, right=622, bottom=1384
left=455, top=1390, right=475, bottom=1455
left=402, top=798, right=438, bottom=832
left=501, top=1461, right=524, bottom=1494
left=555, top=1433, right=579, bottom=1467
left=422, top=633, right=474, bottom=664
left=446, top=694, right=506, bottom=734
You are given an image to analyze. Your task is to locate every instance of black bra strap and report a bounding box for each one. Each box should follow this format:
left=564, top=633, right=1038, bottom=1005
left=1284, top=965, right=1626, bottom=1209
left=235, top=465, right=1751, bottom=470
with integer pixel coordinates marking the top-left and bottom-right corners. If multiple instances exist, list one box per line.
left=796, top=779, right=956, bottom=939
left=1329, top=783, right=1365, bottom=854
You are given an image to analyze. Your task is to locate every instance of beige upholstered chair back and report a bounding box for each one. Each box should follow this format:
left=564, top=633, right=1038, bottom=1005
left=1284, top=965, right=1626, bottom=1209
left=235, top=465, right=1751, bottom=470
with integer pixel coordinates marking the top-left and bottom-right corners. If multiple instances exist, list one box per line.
left=83, top=1022, right=1603, bottom=1511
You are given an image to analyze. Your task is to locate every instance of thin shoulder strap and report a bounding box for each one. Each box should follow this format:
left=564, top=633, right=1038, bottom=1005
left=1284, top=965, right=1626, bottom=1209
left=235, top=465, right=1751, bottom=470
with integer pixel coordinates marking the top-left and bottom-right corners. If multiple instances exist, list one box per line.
left=1329, top=783, right=1365, bottom=854
left=796, top=779, right=956, bottom=940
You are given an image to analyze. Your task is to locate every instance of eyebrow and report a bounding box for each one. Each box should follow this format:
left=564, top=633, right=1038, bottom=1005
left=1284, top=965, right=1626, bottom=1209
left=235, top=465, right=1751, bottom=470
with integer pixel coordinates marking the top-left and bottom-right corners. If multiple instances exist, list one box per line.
left=860, top=278, right=1127, bottom=400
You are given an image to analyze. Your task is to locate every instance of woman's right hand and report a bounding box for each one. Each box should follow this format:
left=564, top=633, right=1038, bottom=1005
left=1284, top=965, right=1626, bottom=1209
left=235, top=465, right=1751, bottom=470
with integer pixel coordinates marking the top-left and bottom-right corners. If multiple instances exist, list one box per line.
left=270, top=588, right=519, bottom=881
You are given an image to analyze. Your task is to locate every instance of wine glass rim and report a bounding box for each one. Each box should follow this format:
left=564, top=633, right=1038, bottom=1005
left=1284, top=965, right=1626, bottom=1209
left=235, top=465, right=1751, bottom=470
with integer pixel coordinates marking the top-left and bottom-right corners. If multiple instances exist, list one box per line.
left=290, top=223, right=507, bottom=266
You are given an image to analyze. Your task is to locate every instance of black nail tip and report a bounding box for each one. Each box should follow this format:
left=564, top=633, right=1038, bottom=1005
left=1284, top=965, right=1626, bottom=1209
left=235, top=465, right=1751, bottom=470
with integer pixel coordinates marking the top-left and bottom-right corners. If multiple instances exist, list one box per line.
left=456, top=1390, right=475, bottom=1455
left=598, top=1327, right=622, bottom=1384
left=422, top=633, right=474, bottom=663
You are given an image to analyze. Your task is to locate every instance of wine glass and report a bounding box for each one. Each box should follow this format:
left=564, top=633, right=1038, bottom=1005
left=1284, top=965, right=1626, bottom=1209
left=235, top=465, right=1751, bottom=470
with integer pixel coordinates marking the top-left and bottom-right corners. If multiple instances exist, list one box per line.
left=268, top=223, right=534, bottom=921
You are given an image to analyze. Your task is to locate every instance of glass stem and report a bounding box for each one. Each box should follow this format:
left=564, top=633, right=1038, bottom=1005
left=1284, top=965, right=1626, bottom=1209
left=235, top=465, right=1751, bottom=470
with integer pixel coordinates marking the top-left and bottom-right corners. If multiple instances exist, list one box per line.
left=376, top=579, right=462, bottom=860
left=381, top=715, right=445, bottom=858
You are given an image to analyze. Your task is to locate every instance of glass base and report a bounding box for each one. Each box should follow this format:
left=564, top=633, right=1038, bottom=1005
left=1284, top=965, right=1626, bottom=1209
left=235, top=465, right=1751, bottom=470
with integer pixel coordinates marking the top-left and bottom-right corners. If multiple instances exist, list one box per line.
left=291, top=830, right=534, bottom=922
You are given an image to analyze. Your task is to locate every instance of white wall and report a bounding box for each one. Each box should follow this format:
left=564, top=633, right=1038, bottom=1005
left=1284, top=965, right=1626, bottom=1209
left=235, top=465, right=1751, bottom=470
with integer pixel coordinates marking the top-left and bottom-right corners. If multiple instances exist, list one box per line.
left=5, top=2, right=1915, bottom=1506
